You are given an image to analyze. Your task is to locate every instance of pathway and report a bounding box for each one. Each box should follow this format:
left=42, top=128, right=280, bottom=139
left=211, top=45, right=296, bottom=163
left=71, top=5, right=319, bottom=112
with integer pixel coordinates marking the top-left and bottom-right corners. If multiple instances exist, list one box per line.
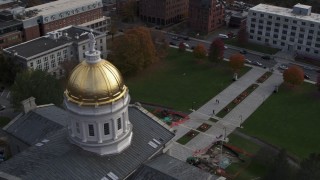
left=168, top=67, right=284, bottom=161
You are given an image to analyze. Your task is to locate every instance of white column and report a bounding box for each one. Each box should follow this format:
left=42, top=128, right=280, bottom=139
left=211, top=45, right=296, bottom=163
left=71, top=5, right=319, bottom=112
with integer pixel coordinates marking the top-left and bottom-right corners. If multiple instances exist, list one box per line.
left=113, top=119, right=118, bottom=140
left=81, top=122, right=87, bottom=142
left=96, top=122, right=102, bottom=143
left=123, top=112, right=128, bottom=133
left=70, top=121, right=75, bottom=137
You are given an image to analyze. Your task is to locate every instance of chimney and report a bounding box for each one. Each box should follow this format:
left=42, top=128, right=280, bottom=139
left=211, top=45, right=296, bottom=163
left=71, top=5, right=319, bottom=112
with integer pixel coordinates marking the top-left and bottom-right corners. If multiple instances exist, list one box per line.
left=21, top=97, right=37, bottom=114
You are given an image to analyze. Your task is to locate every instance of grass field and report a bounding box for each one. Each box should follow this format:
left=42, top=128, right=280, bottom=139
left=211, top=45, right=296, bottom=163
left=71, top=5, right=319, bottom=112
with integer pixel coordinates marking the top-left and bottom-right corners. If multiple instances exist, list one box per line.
left=241, top=83, right=320, bottom=159
left=126, top=48, right=250, bottom=112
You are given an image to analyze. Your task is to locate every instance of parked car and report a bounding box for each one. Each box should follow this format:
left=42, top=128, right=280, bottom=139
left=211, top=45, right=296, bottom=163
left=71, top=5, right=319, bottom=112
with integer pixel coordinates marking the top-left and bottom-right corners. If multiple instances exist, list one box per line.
left=304, top=74, right=311, bottom=79
left=169, top=42, right=176, bottom=46
left=219, top=34, right=229, bottom=39
left=240, top=50, right=247, bottom=54
left=261, top=55, right=273, bottom=60
left=182, top=36, right=190, bottom=41
left=171, top=36, right=179, bottom=40
left=253, top=61, right=262, bottom=66
left=0, top=105, right=5, bottom=111
left=224, top=45, right=228, bottom=49
left=245, top=59, right=252, bottom=64
left=183, top=42, right=190, bottom=48
left=279, top=64, right=288, bottom=70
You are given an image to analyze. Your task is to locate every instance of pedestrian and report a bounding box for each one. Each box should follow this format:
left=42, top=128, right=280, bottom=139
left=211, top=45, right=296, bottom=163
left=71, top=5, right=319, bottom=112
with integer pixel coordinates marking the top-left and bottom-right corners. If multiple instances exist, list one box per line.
left=217, top=99, right=219, bottom=104
left=212, top=109, right=215, bottom=115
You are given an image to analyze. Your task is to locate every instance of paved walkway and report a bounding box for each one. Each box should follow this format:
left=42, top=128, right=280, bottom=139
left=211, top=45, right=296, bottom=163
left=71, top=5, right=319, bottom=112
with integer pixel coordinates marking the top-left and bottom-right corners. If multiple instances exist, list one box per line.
left=168, top=67, right=284, bottom=161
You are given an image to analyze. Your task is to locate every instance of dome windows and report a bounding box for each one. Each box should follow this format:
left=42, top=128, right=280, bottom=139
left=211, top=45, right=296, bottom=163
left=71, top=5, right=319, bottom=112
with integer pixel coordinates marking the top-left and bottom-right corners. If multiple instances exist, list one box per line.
left=117, top=118, right=122, bottom=130
left=88, top=124, right=95, bottom=136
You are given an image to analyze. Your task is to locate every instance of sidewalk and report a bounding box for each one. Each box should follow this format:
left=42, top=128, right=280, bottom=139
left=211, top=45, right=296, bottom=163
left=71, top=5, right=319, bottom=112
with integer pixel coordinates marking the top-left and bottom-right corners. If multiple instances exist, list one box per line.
left=169, top=67, right=284, bottom=161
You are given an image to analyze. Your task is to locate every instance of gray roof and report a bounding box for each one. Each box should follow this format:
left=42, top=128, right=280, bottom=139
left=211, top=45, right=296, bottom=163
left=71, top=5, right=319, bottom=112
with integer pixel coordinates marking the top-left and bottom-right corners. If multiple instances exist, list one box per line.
left=0, top=19, right=22, bottom=30
left=5, top=105, right=67, bottom=145
left=4, top=26, right=101, bottom=59
left=0, top=106, right=175, bottom=180
left=130, top=154, right=217, bottom=180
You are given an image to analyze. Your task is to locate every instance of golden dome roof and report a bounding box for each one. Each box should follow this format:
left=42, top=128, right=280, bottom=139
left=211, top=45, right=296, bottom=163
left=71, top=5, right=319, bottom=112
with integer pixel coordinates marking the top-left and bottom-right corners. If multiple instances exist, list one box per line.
left=64, top=59, right=127, bottom=106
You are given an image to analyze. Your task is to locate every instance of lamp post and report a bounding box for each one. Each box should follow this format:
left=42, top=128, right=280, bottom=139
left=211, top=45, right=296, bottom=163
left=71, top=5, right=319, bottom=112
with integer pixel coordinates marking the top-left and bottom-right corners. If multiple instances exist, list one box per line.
left=219, top=126, right=227, bottom=170
left=239, top=115, right=243, bottom=128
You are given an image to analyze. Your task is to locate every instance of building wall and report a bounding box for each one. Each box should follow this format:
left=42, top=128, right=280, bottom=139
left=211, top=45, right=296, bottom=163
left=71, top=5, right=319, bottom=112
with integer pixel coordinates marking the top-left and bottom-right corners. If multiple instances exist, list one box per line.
left=188, top=0, right=225, bottom=34
left=0, top=31, right=23, bottom=50
left=41, top=8, right=103, bottom=35
left=23, top=25, right=41, bottom=41
left=247, top=9, right=320, bottom=58
left=139, top=0, right=188, bottom=26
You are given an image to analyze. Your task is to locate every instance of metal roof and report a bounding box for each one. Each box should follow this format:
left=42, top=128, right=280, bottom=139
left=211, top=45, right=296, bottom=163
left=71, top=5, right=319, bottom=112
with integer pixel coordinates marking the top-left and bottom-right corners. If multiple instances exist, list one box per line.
left=130, top=154, right=217, bottom=180
left=0, top=106, right=175, bottom=180
left=5, top=105, right=67, bottom=145
left=4, top=26, right=102, bottom=59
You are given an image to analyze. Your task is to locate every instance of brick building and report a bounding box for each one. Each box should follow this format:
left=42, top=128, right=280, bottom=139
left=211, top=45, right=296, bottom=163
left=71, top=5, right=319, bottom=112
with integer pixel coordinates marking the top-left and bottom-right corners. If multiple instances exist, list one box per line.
left=188, top=0, right=225, bottom=34
left=0, top=11, right=23, bottom=51
left=16, top=0, right=108, bottom=41
left=139, top=0, right=188, bottom=26
left=0, top=0, right=18, bottom=10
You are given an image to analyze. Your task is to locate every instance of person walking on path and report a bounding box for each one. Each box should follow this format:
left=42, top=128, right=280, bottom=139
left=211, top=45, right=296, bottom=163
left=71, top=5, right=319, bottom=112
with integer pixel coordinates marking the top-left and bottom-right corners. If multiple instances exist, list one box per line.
left=212, top=109, right=215, bottom=115
left=216, top=99, right=219, bottom=104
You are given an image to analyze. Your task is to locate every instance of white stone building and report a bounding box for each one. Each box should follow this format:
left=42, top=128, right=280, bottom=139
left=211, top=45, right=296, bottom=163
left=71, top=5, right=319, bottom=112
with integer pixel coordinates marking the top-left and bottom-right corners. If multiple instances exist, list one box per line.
left=247, top=3, right=320, bottom=58
left=3, top=26, right=107, bottom=78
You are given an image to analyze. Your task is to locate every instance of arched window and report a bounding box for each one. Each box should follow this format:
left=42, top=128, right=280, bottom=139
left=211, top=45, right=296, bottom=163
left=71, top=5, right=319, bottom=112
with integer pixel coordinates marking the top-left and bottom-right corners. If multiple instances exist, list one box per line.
left=88, top=124, right=94, bottom=136
left=104, top=123, right=109, bottom=135
left=117, top=118, right=121, bottom=130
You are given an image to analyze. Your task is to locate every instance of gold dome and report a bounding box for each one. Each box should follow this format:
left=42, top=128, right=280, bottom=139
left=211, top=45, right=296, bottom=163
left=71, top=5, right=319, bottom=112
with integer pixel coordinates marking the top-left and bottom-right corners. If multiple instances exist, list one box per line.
left=64, top=59, right=127, bottom=106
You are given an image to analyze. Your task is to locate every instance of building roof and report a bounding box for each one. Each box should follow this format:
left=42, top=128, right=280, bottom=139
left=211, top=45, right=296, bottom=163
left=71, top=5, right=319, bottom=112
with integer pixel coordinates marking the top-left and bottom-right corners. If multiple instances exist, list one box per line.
left=130, top=154, right=217, bottom=180
left=4, top=26, right=102, bottom=59
left=5, top=105, right=67, bottom=145
left=0, top=0, right=15, bottom=6
left=0, top=106, right=175, bottom=180
left=0, top=19, right=21, bottom=30
left=249, top=4, right=320, bottom=22
left=26, top=0, right=102, bottom=17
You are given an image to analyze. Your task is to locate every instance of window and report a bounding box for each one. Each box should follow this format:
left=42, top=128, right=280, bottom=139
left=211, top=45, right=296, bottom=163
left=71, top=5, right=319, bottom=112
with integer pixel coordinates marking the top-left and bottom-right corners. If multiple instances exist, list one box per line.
left=76, top=122, right=80, bottom=133
left=297, top=46, right=301, bottom=50
left=88, top=124, right=94, bottom=136
left=117, top=118, right=121, bottom=130
left=315, top=43, right=320, bottom=48
left=266, top=27, right=271, bottom=31
left=315, top=50, right=319, bottom=54
left=250, top=24, right=255, bottom=28
left=306, top=48, right=310, bottom=52
left=282, top=30, right=287, bottom=34
left=299, top=34, right=304, bottom=38
left=293, top=20, right=297, bottom=24
left=307, top=36, right=312, bottom=40
left=283, top=25, right=288, bottom=28
left=281, top=42, right=285, bottom=46
left=51, top=60, right=56, bottom=68
left=310, top=24, right=314, bottom=27
left=268, top=15, right=272, bottom=19
left=273, top=34, right=278, bottom=38
left=302, top=22, right=306, bottom=26
left=276, top=17, right=280, bottom=20
left=259, top=20, right=263, bottom=24
left=260, top=14, right=264, bottom=17
left=274, top=29, right=279, bottom=32
left=258, top=25, right=263, bottom=29
left=292, top=26, right=297, bottom=30
left=44, top=62, right=49, bottom=70
left=258, top=31, right=262, bottom=35
left=100, top=39, right=102, bottom=43
left=267, top=21, right=271, bottom=25
left=290, top=32, right=295, bottom=36
left=50, top=54, right=55, bottom=59
left=265, top=32, right=270, bottom=36
left=30, top=62, right=33, bottom=67
left=250, top=29, right=254, bottom=33
left=300, top=28, right=305, bottom=32
left=307, top=41, right=311, bottom=46
left=298, top=40, right=303, bottom=44
left=275, top=23, right=280, bottom=27
left=251, top=18, right=256, bottom=22
left=281, top=36, right=286, bottom=40
left=82, top=45, right=85, bottom=50
left=284, top=18, right=289, bottom=22
left=309, top=30, right=314, bottom=34
left=253, top=12, right=256, bottom=16
left=104, top=123, right=110, bottom=135
left=257, top=37, right=261, bottom=41
left=273, top=40, right=277, bottom=45
left=290, top=38, right=294, bottom=42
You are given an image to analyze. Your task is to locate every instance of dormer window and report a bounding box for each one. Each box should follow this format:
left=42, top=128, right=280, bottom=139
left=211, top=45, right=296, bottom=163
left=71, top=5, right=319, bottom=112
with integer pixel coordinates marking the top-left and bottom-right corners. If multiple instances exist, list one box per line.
left=88, top=124, right=94, bottom=136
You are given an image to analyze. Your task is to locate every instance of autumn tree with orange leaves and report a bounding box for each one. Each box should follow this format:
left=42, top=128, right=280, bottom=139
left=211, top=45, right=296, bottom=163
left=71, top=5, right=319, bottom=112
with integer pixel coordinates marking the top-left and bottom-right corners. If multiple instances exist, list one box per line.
left=109, top=26, right=157, bottom=76
left=179, top=42, right=186, bottom=52
left=283, top=66, right=304, bottom=87
left=193, top=44, right=207, bottom=59
left=229, top=53, right=245, bottom=72
left=208, top=38, right=225, bottom=63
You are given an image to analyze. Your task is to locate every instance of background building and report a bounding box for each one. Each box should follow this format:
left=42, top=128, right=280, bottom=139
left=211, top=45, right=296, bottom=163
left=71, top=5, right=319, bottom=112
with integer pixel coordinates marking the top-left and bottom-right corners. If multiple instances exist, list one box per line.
left=247, top=3, right=320, bottom=59
left=3, top=26, right=107, bottom=78
left=188, top=0, right=225, bottom=34
left=0, top=11, right=23, bottom=51
left=139, top=0, right=188, bottom=26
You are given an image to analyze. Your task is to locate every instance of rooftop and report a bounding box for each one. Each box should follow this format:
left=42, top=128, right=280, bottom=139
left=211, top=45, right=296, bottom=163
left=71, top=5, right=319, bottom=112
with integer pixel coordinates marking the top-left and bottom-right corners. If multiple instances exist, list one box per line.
left=130, top=154, right=217, bottom=180
left=4, top=26, right=102, bottom=59
left=0, top=0, right=15, bottom=6
left=5, top=105, right=68, bottom=145
left=0, top=19, right=22, bottom=30
left=0, top=106, right=175, bottom=180
left=25, top=0, right=101, bottom=17
left=249, top=4, right=320, bottom=22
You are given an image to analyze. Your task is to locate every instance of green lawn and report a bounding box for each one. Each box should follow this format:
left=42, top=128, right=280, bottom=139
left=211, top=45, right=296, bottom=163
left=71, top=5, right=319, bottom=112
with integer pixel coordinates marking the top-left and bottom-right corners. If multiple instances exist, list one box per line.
left=241, top=83, right=320, bottom=159
left=224, top=38, right=280, bottom=55
left=126, top=48, right=251, bottom=112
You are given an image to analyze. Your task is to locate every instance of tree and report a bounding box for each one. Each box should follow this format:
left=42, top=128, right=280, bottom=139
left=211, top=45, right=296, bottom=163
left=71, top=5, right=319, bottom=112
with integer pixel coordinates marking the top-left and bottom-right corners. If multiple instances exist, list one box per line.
left=11, top=70, right=63, bottom=109
left=109, top=26, right=157, bottom=76
left=237, top=27, right=248, bottom=45
left=264, top=149, right=294, bottom=180
left=229, top=53, right=245, bottom=72
left=208, top=38, right=225, bottom=63
left=121, top=0, right=137, bottom=22
left=150, top=30, right=169, bottom=59
left=179, top=42, right=186, bottom=52
left=0, top=55, right=23, bottom=85
left=296, top=153, right=320, bottom=180
left=283, top=66, right=304, bottom=87
left=193, top=44, right=207, bottom=59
